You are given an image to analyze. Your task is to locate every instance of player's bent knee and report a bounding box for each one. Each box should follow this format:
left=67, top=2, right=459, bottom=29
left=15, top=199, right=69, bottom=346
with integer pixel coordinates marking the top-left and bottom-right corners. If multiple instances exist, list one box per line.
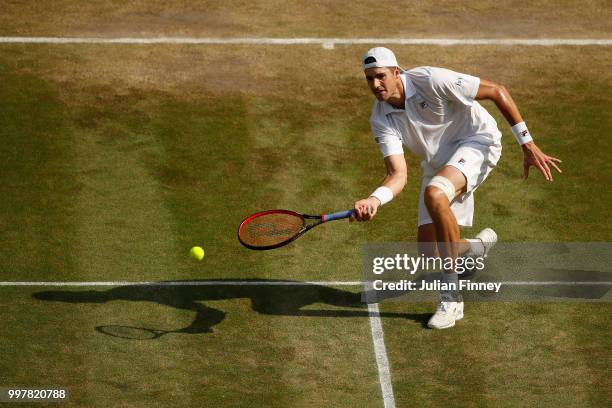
left=425, top=176, right=456, bottom=208
left=424, top=188, right=446, bottom=216
left=424, top=186, right=445, bottom=204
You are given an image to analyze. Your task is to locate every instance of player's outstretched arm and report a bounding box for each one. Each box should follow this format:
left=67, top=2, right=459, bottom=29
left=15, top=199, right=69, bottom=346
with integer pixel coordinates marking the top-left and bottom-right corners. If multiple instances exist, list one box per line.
left=353, top=154, right=407, bottom=221
left=475, top=79, right=562, bottom=182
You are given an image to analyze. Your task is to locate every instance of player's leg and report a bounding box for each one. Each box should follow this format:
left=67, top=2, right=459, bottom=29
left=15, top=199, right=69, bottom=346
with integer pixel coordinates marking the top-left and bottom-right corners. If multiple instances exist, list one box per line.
left=417, top=223, right=437, bottom=257
left=447, top=143, right=501, bottom=260
left=424, top=164, right=466, bottom=316
left=423, top=165, right=471, bottom=259
left=417, top=220, right=463, bottom=328
left=417, top=222, right=472, bottom=256
left=425, top=143, right=501, bottom=329
left=417, top=185, right=472, bottom=258
left=417, top=213, right=492, bottom=260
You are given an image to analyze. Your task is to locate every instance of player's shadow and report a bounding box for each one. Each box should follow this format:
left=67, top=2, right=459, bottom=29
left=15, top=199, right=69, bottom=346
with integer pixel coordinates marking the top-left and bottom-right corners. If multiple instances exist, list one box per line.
left=33, top=280, right=431, bottom=338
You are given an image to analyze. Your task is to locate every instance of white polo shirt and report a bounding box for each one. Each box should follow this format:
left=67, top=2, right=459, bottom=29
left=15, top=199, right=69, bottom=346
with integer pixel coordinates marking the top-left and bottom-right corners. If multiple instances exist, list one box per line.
left=370, top=66, right=502, bottom=174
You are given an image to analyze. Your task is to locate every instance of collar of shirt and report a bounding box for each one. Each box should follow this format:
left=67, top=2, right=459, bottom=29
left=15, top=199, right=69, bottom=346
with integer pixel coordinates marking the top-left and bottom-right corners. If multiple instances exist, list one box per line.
left=381, top=73, right=416, bottom=116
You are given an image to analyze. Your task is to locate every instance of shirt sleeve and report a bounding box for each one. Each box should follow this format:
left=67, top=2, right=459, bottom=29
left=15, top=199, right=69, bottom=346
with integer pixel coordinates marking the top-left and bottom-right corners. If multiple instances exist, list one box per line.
left=430, top=67, right=480, bottom=107
left=370, top=117, right=404, bottom=157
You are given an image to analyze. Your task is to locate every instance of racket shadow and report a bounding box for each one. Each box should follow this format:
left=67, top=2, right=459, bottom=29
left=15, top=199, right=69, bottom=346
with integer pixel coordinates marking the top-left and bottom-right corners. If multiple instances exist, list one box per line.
left=33, top=280, right=425, bottom=339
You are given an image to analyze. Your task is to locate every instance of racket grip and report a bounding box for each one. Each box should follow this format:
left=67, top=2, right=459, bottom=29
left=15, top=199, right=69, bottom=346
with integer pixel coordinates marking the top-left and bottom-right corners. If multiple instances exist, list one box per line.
left=322, top=210, right=354, bottom=222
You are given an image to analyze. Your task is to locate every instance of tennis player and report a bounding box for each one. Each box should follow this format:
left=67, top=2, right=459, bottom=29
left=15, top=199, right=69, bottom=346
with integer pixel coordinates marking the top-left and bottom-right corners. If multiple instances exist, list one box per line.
left=353, top=47, right=562, bottom=329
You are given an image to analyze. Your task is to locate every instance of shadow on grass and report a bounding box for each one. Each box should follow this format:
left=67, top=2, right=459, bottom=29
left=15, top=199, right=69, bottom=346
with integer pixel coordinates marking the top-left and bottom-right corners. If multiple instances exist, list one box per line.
left=33, top=280, right=430, bottom=338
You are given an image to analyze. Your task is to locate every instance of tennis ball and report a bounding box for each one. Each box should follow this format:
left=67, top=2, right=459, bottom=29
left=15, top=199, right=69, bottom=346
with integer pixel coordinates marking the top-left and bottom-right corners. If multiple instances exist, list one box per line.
left=189, top=246, right=205, bottom=261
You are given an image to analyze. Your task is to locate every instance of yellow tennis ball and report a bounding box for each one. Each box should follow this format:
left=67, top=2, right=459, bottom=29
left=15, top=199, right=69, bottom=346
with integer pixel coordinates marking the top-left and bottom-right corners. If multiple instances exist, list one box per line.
left=189, top=246, right=205, bottom=261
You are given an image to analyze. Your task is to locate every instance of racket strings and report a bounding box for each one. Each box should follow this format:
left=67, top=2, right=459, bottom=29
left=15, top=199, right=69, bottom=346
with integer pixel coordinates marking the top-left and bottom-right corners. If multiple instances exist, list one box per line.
left=239, top=212, right=304, bottom=248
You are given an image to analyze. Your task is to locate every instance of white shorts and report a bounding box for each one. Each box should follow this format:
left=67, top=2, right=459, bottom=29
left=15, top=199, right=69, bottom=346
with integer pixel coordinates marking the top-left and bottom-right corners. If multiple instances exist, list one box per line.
left=418, top=142, right=502, bottom=228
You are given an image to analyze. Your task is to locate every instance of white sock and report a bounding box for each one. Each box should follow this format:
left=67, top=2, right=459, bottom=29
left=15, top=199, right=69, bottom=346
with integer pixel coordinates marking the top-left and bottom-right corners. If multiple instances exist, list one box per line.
left=440, top=271, right=462, bottom=302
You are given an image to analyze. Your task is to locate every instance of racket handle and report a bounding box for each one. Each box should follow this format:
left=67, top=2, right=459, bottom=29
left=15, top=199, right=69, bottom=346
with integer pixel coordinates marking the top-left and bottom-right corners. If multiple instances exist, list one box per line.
left=322, top=209, right=354, bottom=222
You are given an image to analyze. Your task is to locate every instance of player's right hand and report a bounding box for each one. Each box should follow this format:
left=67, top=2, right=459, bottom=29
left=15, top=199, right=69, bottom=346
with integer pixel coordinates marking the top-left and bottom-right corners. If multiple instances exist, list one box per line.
left=352, top=197, right=381, bottom=222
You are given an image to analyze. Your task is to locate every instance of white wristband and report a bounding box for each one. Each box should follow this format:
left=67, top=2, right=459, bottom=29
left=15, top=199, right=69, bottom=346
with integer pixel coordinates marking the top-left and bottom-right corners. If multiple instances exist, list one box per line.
left=370, top=186, right=394, bottom=206
left=511, top=121, right=534, bottom=145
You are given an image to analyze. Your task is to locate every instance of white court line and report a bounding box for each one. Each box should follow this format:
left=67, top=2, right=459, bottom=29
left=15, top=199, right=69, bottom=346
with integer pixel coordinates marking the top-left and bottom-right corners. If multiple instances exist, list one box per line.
left=0, top=281, right=610, bottom=287
left=0, top=37, right=611, bottom=46
left=501, top=281, right=612, bottom=285
left=368, top=302, right=396, bottom=408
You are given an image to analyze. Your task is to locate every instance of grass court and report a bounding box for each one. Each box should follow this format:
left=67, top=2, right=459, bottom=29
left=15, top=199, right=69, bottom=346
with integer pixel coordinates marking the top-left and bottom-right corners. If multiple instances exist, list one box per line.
left=0, top=1, right=611, bottom=407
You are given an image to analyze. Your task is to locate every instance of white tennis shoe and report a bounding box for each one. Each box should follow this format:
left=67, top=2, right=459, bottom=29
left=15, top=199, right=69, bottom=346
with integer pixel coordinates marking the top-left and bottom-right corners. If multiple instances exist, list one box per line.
left=459, top=228, right=497, bottom=276
left=427, top=301, right=464, bottom=329
left=470, top=227, right=498, bottom=257
left=476, top=227, right=497, bottom=257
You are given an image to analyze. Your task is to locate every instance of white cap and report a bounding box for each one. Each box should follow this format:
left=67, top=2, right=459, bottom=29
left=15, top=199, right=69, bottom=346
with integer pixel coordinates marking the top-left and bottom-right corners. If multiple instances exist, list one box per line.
left=362, top=47, right=401, bottom=70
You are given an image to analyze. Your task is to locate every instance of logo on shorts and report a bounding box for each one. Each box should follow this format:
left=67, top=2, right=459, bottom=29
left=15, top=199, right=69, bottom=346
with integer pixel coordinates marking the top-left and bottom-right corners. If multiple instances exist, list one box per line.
left=419, top=101, right=427, bottom=109
left=456, top=78, right=464, bottom=87
left=458, top=158, right=466, bottom=165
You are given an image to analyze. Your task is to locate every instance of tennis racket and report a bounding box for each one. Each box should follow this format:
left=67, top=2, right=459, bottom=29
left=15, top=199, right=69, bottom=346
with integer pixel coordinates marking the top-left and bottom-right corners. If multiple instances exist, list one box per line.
left=237, top=209, right=354, bottom=250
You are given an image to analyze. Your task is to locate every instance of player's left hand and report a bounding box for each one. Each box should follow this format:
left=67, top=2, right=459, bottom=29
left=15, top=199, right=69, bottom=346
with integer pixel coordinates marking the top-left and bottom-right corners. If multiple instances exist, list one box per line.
left=522, top=142, right=562, bottom=182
